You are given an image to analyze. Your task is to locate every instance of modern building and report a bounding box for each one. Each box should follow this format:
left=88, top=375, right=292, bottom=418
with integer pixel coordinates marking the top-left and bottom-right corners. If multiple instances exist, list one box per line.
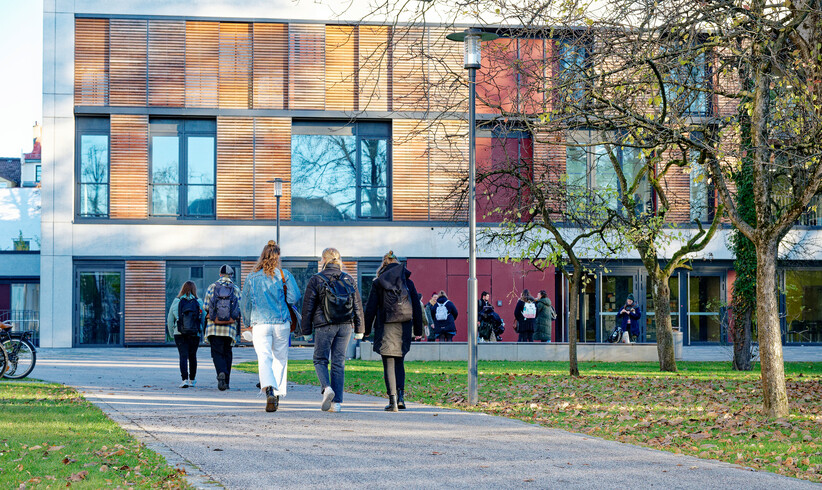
left=39, top=0, right=822, bottom=348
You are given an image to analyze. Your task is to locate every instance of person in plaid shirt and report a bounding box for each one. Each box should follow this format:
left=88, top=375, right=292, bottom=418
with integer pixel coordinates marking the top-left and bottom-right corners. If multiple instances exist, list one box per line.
left=203, top=264, right=241, bottom=391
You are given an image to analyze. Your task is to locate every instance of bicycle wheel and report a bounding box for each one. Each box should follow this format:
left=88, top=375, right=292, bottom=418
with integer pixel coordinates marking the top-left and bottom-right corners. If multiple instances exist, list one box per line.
left=0, top=344, right=7, bottom=377
left=2, top=339, right=36, bottom=379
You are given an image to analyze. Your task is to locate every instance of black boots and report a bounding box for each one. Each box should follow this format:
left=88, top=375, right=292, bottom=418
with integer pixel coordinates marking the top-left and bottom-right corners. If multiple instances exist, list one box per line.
left=265, top=386, right=278, bottom=412
left=397, top=390, right=406, bottom=410
left=217, top=372, right=227, bottom=391
left=384, top=395, right=399, bottom=412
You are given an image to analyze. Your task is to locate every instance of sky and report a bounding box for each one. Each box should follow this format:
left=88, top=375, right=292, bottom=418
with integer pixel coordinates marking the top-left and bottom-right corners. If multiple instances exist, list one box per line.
left=0, top=1, right=42, bottom=158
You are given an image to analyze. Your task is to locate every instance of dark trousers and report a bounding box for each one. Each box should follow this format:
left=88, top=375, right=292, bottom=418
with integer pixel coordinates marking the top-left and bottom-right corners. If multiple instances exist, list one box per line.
left=381, top=355, right=406, bottom=396
left=518, top=331, right=534, bottom=342
left=174, top=334, right=199, bottom=380
left=208, top=335, right=233, bottom=386
left=312, top=323, right=352, bottom=403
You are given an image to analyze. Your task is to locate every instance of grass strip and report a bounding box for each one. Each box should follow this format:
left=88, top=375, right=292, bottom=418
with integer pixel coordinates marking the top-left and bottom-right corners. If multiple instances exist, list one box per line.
left=237, top=359, right=822, bottom=482
left=0, top=380, right=190, bottom=489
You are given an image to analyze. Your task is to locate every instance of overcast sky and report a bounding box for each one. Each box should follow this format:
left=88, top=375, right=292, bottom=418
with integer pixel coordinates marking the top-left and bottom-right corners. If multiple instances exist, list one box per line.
left=0, top=1, right=42, bottom=157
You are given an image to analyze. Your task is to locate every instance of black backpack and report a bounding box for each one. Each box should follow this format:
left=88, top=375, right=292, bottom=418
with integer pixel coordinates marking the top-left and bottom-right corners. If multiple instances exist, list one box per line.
left=383, top=277, right=413, bottom=323
left=318, top=273, right=356, bottom=323
left=177, top=297, right=201, bottom=336
left=607, top=325, right=623, bottom=343
left=209, top=282, right=240, bottom=325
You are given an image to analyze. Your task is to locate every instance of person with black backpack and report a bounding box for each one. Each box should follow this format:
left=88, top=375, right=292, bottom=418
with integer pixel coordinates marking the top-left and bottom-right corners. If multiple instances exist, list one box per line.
left=203, top=264, right=242, bottom=391
left=364, top=251, right=423, bottom=412
left=167, top=281, right=205, bottom=388
left=478, top=304, right=505, bottom=342
left=300, top=248, right=364, bottom=413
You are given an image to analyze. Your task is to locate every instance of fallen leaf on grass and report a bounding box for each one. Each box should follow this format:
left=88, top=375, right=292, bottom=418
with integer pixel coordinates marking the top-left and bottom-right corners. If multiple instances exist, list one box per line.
left=67, top=470, right=88, bottom=482
left=47, top=445, right=64, bottom=452
left=100, top=465, right=109, bottom=472
left=62, top=457, right=76, bottom=465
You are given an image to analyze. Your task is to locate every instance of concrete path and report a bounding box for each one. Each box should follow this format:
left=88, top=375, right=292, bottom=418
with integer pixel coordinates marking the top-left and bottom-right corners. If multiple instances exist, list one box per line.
left=31, top=347, right=818, bottom=489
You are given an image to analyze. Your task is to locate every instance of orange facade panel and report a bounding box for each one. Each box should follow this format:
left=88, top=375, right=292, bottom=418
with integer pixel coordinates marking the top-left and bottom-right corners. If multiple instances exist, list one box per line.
left=186, top=21, right=219, bottom=108
left=148, top=20, right=185, bottom=107
left=289, top=24, right=325, bottom=110
left=252, top=23, right=288, bottom=110
left=75, top=18, right=109, bottom=106
left=216, top=117, right=254, bottom=219
left=253, top=118, right=292, bottom=220
left=219, top=22, right=252, bottom=109
left=392, top=119, right=430, bottom=221
left=429, top=119, right=469, bottom=221
left=358, top=25, right=391, bottom=112
left=124, top=261, right=166, bottom=344
left=518, top=38, right=548, bottom=116
left=391, top=27, right=427, bottom=112
left=109, top=19, right=147, bottom=106
left=477, top=38, right=517, bottom=114
left=110, top=115, right=148, bottom=219
left=325, top=25, right=357, bottom=111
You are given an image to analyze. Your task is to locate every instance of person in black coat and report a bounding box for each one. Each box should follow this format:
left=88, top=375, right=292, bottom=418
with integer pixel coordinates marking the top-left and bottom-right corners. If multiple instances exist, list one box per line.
left=616, top=293, right=642, bottom=343
left=513, top=289, right=537, bottom=342
left=364, top=251, right=423, bottom=412
left=431, top=291, right=459, bottom=341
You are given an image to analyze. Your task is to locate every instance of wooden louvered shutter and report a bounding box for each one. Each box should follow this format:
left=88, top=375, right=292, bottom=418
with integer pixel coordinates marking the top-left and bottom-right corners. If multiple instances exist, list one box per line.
left=252, top=23, right=288, bottom=109
left=148, top=20, right=185, bottom=107
left=358, top=25, right=391, bottom=111
left=429, top=119, right=469, bottom=221
left=124, top=261, right=166, bottom=344
left=186, top=21, right=219, bottom=108
left=75, top=18, right=109, bottom=106
left=325, top=25, right=357, bottom=111
left=110, top=114, right=148, bottom=219
left=532, top=129, right=566, bottom=220
left=253, top=118, right=291, bottom=220
left=427, top=28, right=467, bottom=113
left=216, top=117, right=254, bottom=219
left=289, top=24, right=325, bottom=110
left=392, top=27, right=426, bottom=112
left=109, top=19, right=147, bottom=106
left=392, top=119, right=430, bottom=221
left=219, top=22, right=252, bottom=109
left=241, top=261, right=257, bottom=290
left=342, top=261, right=358, bottom=285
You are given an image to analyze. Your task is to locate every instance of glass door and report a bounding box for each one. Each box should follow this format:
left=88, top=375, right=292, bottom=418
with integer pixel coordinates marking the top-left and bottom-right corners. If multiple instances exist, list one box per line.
left=644, top=275, right=680, bottom=343
left=75, top=268, right=123, bottom=346
left=687, top=274, right=723, bottom=343
left=600, top=273, right=636, bottom=342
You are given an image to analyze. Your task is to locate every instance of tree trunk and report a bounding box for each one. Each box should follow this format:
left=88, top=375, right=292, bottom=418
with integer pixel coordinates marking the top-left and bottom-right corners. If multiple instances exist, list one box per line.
left=568, top=270, right=581, bottom=377
left=732, top=307, right=753, bottom=371
left=650, top=274, right=677, bottom=372
left=755, top=239, right=789, bottom=417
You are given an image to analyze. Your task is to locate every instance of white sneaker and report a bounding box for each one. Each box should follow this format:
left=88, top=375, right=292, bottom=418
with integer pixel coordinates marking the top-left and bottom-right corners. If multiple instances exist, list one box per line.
left=179, top=379, right=190, bottom=388
left=189, top=379, right=197, bottom=388
left=321, top=387, right=335, bottom=411
left=329, top=403, right=342, bottom=412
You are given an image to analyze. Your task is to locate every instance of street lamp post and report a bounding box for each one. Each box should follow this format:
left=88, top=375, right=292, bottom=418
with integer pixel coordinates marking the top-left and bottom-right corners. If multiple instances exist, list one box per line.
left=270, top=178, right=284, bottom=244
left=447, top=28, right=498, bottom=406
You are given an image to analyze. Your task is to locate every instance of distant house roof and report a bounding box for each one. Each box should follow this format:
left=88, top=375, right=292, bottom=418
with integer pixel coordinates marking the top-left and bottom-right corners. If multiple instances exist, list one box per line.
left=23, top=141, right=41, bottom=162
left=0, top=158, right=21, bottom=187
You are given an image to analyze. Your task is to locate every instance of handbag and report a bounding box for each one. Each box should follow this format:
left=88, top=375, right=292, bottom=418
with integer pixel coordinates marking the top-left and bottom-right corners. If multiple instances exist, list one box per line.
left=279, top=268, right=301, bottom=332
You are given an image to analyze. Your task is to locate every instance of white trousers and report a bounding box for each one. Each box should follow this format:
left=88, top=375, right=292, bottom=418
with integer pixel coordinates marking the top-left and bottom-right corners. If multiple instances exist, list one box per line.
left=252, top=323, right=290, bottom=396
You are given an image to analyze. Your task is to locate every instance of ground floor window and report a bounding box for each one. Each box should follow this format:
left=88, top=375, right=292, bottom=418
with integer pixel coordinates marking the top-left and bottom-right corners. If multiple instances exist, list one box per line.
left=688, top=275, right=723, bottom=343
left=784, top=269, right=822, bottom=343
left=0, top=282, right=40, bottom=346
left=76, top=269, right=122, bottom=346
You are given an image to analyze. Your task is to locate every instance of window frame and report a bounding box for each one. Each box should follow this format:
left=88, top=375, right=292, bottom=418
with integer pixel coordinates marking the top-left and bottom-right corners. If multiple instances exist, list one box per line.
left=35, top=165, right=42, bottom=183
left=75, top=117, right=111, bottom=219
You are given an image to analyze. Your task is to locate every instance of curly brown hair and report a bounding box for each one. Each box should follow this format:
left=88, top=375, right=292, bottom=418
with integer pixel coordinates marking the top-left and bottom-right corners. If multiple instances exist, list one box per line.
left=253, top=240, right=282, bottom=277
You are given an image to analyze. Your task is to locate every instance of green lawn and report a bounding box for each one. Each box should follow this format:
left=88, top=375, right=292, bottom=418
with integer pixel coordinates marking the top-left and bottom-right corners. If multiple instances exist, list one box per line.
left=0, top=380, right=190, bottom=489
left=237, top=359, right=822, bottom=482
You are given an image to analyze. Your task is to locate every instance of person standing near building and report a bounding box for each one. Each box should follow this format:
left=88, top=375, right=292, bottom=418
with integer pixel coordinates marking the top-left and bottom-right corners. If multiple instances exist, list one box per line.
left=425, top=292, right=439, bottom=341
left=300, top=247, right=364, bottom=413
left=478, top=291, right=491, bottom=312
left=514, top=289, right=537, bottom=342
left=420, top=293, right=433, bottom=341
left=167, top=281, right=204, bottom=388
left=534, top=290, right=557, bottom=343
left=364, top=251, right=423, bottom=412
left=204, top=265, right=241, bottom=391
left=616, top=294, right=642, bottom=343
left=431, top=291, right=458, bottom=341
left=241, top=240, right=301, bottom=412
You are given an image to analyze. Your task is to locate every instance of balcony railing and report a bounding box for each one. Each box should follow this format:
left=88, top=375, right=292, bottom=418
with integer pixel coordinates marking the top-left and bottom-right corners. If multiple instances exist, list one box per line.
left=0, top=310, right=39, bottom=347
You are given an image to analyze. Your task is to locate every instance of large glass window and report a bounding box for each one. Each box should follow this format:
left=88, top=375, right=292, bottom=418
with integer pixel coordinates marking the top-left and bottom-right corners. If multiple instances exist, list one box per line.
left=664, top=49, right=709, bottom=116
left=77, top=118, right=110, bottom=217
left=784, top=270, right=822, bottom=343
left=557, top=39, right=587, bottom=105
left=291, top=121, right=390, bottom=221
left=76, top=271, right=122, bottom=345
left=165, top=261, right=239, bottom=342
left=600, top=274, right=635, bottom=342
left=688, top=275, right=722, bottom=342
left=150, top=119, right=216, bottom=218
left=644, top=276, right=679, bottom=343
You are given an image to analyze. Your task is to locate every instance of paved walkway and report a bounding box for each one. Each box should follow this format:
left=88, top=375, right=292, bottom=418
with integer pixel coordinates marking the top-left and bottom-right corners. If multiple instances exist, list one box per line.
left=31, top=347, right=817, bottom=489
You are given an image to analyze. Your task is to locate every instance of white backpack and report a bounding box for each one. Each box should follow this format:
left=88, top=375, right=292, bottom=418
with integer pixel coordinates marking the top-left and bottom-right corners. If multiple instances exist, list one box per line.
left=435, top=301, right=451, bottom=321
left=523, top=301, right=537, bottom=319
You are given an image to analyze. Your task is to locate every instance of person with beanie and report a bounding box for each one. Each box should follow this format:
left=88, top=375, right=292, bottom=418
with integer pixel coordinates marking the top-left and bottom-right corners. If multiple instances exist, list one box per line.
left=616, top=293, right=642, bottom=343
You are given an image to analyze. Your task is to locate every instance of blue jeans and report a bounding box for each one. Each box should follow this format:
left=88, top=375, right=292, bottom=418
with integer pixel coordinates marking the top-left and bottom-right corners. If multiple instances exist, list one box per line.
left=313, top=323, right=352, bottom=403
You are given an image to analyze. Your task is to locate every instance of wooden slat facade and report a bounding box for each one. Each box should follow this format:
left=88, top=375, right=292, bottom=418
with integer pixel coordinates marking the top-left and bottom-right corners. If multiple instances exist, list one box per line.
left=391, top=27, right=427, bottom=112
left=216, top=117, right=255, bottom=219
left=428, top=119, right=469, bottom=221
left=358, top=25, right=391, bottom=112
left=342, top=260, right=358, bottom=285
left=289, top=24, right=325, bottom=110
left=392, top=119, right=430, bottom=220
left=253, top=118, right=292, bottom=220
left=252, top=23, right=288, bottom=109
left=109, top=115, right=148, bottom=219
left=109, top=19, right=147, bottom=106
left=185, top=21, right=219, bottom=108
left=426, top=27, right=467, bottom=113
left=218, top=22, right=252, bottom=109
left=75, top=18, right=109, bottom=106
left=325, top=25, right=357, bottom=111
left=148, top=20, right=185, bottom=107
left=124, top=261, right=166, bottom=344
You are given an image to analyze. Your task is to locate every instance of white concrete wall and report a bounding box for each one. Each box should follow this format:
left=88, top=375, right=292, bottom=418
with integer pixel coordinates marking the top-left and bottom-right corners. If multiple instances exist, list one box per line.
left=21, top=161, right=40, bottom=186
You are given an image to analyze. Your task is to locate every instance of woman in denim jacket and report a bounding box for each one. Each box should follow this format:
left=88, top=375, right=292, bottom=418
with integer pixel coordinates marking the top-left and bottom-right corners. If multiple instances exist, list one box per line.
left=240, top=240, right=301, bottom=412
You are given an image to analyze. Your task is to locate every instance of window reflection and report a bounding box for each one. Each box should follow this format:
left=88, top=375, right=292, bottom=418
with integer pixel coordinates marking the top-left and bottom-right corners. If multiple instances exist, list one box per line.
left=79, top=134, right=109, bottom=217
left=785, top=270, right=822, bottom=343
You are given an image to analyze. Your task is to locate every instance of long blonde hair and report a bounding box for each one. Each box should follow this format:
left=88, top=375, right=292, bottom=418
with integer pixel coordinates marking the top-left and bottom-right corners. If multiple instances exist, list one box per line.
left=321, top=247, right=344, bottom=270
left=253, top=240, right=281, bottom=277
left=377, top=250, right=400, bottom=276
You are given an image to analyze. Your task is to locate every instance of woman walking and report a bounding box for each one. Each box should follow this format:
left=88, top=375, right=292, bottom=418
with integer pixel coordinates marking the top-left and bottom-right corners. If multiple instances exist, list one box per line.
left=364, top=251, right=423, bottom=412
left=534, top=290, right=557, bottom=342
left=167, top=281, right=204, bottom=388
left=300, top=248, right=364, bottom=413
left=514, top=289, right=537, bottom=342
left=240, top=241, right=301, bottom=412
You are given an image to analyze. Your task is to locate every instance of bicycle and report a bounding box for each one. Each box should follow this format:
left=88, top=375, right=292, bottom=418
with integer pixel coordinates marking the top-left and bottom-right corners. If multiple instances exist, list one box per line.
left=0, top=321, right=37, bottom=379
left=0, top=340, right=7, bottom=377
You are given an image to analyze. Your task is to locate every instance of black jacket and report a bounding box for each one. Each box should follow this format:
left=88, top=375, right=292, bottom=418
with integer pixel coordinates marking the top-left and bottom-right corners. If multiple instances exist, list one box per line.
left=364, top=263, right=423, bottom=356
left=514, top=299, right=535, bottom=333
left=300, top=264, right=364, bottom=335
left=431, top=296, right=459, bottom=334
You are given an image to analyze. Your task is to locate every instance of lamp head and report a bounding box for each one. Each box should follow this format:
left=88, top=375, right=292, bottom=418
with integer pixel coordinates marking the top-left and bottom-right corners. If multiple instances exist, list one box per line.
left=446, top=28, right=498, bottom=70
